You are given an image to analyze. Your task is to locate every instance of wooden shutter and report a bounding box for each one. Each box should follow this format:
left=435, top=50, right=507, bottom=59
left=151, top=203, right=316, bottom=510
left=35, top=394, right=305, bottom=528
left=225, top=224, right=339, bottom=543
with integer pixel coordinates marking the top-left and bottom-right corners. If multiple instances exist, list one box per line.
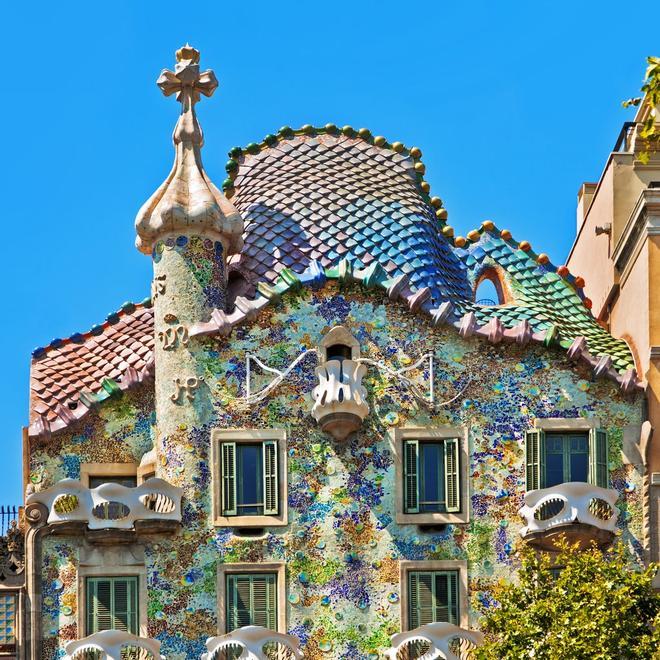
left=444, top=438, right=460, bottom=512
left=87, top=578, right=112, bottom=634
left=404, top=440, right=420, bottom=513
left=447, top=571, right=459, bottom=624
left=409, top=571, right=435, bottom=628
left=589, top=429, right=609, bottom=488
left=221, top=442, right=237, bottom=516
left=262, top=440, right=279, bottom=515
left=525, top=429, right=545, bottom=490
left=227, top=574, right=277, bottom=633
left=87, top=577, right=137, bottom=635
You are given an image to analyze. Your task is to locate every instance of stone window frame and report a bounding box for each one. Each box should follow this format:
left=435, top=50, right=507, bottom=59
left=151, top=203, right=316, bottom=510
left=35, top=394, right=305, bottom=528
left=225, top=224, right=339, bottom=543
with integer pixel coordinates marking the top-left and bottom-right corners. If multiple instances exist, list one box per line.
left=319, top=325, right=361, bottom=361
left=217, top=562, right=286, bottom=634
left=77, top=548, right=148, bottom=637
left=80, top=463, right=139, bottom=488
left=391, top=427, right=470, bottom=525
left=211, top=429, right=288, bottom=527
left=399, top=560, right=469, bottom=630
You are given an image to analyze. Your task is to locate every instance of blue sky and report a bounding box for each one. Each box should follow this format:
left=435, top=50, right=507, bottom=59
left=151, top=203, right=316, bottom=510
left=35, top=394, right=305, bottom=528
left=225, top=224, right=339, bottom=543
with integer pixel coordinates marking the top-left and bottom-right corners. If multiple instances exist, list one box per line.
left=0, top=1, right=655, bottom=504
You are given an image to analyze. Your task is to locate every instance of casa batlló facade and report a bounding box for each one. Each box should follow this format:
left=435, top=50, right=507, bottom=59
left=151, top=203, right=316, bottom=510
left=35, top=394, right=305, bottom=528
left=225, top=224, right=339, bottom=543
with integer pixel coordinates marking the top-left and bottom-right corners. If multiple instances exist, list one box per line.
left=8, top=46, right=651, bottom=659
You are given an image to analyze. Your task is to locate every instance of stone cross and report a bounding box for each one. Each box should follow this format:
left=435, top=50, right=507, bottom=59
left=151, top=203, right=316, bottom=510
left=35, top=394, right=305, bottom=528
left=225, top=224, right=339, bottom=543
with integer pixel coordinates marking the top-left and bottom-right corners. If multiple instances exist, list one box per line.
left=156, top=44, right=218, bottom=145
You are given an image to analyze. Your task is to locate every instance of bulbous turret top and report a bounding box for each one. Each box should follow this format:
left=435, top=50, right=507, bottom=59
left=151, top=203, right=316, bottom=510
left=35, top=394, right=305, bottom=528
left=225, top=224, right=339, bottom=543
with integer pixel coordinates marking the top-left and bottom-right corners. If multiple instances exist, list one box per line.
left=135, top=45, right=243, bottom=255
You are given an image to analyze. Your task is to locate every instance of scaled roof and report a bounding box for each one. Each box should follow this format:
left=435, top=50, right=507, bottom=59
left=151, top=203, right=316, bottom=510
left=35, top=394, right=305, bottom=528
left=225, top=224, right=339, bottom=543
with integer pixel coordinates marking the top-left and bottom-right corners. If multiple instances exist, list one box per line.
left=28, top=125, right=640, bottom=438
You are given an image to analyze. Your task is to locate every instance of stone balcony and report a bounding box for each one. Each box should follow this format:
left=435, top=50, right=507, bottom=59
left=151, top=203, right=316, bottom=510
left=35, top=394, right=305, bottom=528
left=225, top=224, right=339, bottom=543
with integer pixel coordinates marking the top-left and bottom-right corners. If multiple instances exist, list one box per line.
left=26, top=478, right=182, bottom=541
left=384, top=622, right=484, bottom=660
left=312, top=358, right=369, bottom=441
left=519, top=482, right=619, bottom=551
left=64, top=630, right=164, bottom=660
left=203, top=626, right=302, bottom=659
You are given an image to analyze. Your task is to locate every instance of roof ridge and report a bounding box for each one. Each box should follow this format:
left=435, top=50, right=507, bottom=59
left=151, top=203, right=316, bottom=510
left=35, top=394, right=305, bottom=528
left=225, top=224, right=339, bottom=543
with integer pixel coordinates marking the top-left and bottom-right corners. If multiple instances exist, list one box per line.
left=31, top=298, right=153, bottom=360
left=222, top=122, right=449, bottom=221
left=454, top=220, right=591, bottom=307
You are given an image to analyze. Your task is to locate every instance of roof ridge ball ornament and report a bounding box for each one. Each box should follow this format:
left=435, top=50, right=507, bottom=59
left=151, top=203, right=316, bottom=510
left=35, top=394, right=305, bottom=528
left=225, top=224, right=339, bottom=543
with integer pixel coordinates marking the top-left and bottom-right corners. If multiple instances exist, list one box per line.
left=135, top=44, right=244, bottom=255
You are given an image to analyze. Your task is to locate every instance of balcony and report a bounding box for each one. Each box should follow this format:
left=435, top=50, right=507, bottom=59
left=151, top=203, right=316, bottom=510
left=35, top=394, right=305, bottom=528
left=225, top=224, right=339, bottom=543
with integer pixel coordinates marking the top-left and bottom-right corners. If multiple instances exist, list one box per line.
left=384, top=622, right=484, bottom=660
left=26, top=478, right=182, bottom=540
left=312, top=358, right=369, bottom=441
left=519, top=482, right=619, bottom=551
left=65, top=630, right=164, bottom=660
left=203, top=626, right=302, bottom=659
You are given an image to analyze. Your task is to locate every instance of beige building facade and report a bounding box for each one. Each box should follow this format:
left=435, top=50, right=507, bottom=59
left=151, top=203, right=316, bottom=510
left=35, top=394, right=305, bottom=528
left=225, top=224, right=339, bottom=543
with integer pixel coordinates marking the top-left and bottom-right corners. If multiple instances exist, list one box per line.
left=567, top=98, right=660, bottom=569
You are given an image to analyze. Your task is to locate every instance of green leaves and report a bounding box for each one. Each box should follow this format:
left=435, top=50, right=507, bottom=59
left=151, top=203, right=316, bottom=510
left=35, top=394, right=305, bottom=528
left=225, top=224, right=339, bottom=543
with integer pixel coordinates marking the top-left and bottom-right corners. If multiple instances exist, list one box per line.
left=475, top=539, right=660, bottom=660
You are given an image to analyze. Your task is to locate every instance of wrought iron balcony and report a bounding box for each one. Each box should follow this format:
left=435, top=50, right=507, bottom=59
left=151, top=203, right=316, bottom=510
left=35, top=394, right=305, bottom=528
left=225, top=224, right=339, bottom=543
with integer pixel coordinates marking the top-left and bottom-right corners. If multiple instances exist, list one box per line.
left=64, top=631, right=164, bottom=659
left=26, top=478, right=182, bottom=535
left=203, top=626, right=302, bottom=659
left=519, top=482, right=619, bottom=550
left=384, top=622, right=484, bottom=660
left=312, top=358, right=369, bottom=441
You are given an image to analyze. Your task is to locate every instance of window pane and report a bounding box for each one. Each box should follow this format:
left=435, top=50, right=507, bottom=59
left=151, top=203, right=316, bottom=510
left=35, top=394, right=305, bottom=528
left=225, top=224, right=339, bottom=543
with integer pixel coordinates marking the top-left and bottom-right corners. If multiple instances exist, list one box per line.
left=420, top=443, right=445, bottom=513
left=237, top=444, right=263, bottom=515
left=545, top=453, right=564, bottom=487
left=89, top=475, right=138, bottom=489
left=570, top=452, right=589, bottom=482
left=227, top=573, right=277, bottom=634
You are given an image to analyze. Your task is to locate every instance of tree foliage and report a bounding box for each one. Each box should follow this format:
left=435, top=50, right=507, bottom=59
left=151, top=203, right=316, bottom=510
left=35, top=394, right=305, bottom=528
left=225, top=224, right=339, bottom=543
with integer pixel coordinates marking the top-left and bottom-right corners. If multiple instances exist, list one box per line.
left=475, top=540, right=660, bottom=660
left=623, top=56, right=660, bottom=164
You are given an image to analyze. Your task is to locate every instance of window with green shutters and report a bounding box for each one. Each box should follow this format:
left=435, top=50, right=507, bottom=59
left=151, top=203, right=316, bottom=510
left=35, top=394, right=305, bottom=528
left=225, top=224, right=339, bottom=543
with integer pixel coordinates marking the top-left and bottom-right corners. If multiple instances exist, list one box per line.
left=525, top=428, right=609, bottom=490
left=226, top=573, right=277, bottom=633
left=221, top=441, right=279, bottom=516
left=86, top=577, right=138, bottom=635
left=404, top=438, right=460, bottom=513
left=408, top=570, right=459, bottom=628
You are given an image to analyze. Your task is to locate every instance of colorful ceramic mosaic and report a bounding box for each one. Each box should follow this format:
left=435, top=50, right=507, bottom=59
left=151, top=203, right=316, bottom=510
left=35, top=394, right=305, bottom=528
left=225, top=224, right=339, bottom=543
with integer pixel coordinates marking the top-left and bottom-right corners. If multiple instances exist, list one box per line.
left=30, top=285, right=644, bottom=659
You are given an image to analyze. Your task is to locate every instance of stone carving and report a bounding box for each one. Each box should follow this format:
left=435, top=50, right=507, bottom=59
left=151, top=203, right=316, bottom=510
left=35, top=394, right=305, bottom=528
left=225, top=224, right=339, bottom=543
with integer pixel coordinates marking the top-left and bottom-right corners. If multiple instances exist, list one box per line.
left=158, top=325, right=189, bottom=351
left=0, top=520, right=24, bottom=584
left=26, top=478, right=182, bottom=530
left=151, top=274, right=166, bottom=300
left=203, top=626, right=303, bottom=660
left=171, top=376, right=199, bottom=403
left=519, top=481, right=619, bottom=544
left=64, top=630, right=165, bottom=660
left=135, top=44, right=243, bottom=254
left=384, top=622, right=484, bottom=660
left=312, top=359, right=369, bottom=441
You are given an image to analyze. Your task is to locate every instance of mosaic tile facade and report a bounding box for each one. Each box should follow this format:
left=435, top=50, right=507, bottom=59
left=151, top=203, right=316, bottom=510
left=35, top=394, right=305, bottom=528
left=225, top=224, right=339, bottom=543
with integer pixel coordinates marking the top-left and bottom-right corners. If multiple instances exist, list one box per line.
left=29, top=284, right=644, bottom=659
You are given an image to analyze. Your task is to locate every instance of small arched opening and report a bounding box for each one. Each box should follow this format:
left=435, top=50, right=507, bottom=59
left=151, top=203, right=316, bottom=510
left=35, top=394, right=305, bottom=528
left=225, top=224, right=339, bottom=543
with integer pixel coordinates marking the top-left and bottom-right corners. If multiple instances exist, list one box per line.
left=474, top=267, right=507, bottom=306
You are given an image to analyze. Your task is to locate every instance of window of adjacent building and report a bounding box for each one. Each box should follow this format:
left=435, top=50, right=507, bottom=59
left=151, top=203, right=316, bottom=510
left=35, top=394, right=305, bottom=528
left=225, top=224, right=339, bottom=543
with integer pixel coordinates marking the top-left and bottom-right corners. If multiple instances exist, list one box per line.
left=88, top=475, right=138, bottom=489
left=404, top=438, right=460, bottom=514
left=0, top=593, right=16, bottom=650
left=86, top=577, right=138, bottom=635
left=525, top=429, right=608, bottom=490
left=226, top=573, right=277, bottom=632
left=408, top=570, right=459, bottom=628
left=221, top=441, right=278, bottom=517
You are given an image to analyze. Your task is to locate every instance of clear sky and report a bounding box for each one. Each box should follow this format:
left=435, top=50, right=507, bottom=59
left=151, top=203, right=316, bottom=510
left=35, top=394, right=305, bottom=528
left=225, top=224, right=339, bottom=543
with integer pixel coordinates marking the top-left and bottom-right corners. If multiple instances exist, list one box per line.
left=0, top=1, right=655, bottom=504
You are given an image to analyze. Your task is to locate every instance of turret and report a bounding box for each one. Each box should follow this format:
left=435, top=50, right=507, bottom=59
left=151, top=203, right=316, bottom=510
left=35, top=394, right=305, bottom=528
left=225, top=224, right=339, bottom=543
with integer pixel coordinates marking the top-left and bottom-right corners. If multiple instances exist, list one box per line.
left=135, top=45, right=243, bottom=495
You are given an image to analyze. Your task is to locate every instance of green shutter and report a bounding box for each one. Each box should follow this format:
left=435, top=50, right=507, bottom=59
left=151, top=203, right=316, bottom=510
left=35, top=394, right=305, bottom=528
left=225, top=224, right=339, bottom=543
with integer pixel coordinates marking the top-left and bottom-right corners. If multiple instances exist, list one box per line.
left=222, top=442, right=237, bottom=516
left=589, top=429, right=609, bottom=488
left=262, top=440, right=279, bottom=515
left=525, top=429, right=545, bottom=490
left=444, top=438, right=460, bottom=512
left=404, top=440, right=420, bottom=513
left=87, top=577, right=138, bottom=635
left=408, top=571, right=459, bottom=629
left=227, top=574, right=277, bottom=633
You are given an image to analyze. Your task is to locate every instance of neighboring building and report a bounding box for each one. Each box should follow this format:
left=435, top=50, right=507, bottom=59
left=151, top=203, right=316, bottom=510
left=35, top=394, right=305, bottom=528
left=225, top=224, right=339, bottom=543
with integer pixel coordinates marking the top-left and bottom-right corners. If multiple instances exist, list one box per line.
left=10, top=46, right=650, bottom=659
left=566, top=95, right=660, bottom=574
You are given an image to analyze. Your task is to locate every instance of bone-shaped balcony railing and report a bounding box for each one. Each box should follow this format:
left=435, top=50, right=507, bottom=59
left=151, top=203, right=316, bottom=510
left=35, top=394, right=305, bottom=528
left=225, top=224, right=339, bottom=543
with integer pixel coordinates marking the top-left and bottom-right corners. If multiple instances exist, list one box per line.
left=384, top=622, right=484, bottom=660
left=26, top=478, right=183, bottom=530
left=519, top=481, right=619, bottom=538
left=312, top=359, right=369, bottom=440
left=202, top=626, right=303, bottom=660
left=64, top=630, right=165, bottom=660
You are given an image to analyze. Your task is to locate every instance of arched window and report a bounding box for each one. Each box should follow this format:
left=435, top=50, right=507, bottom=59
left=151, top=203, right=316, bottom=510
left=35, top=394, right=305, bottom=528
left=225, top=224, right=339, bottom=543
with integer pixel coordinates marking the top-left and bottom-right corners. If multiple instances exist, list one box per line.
left=474, top=267, right=506, bottom=306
